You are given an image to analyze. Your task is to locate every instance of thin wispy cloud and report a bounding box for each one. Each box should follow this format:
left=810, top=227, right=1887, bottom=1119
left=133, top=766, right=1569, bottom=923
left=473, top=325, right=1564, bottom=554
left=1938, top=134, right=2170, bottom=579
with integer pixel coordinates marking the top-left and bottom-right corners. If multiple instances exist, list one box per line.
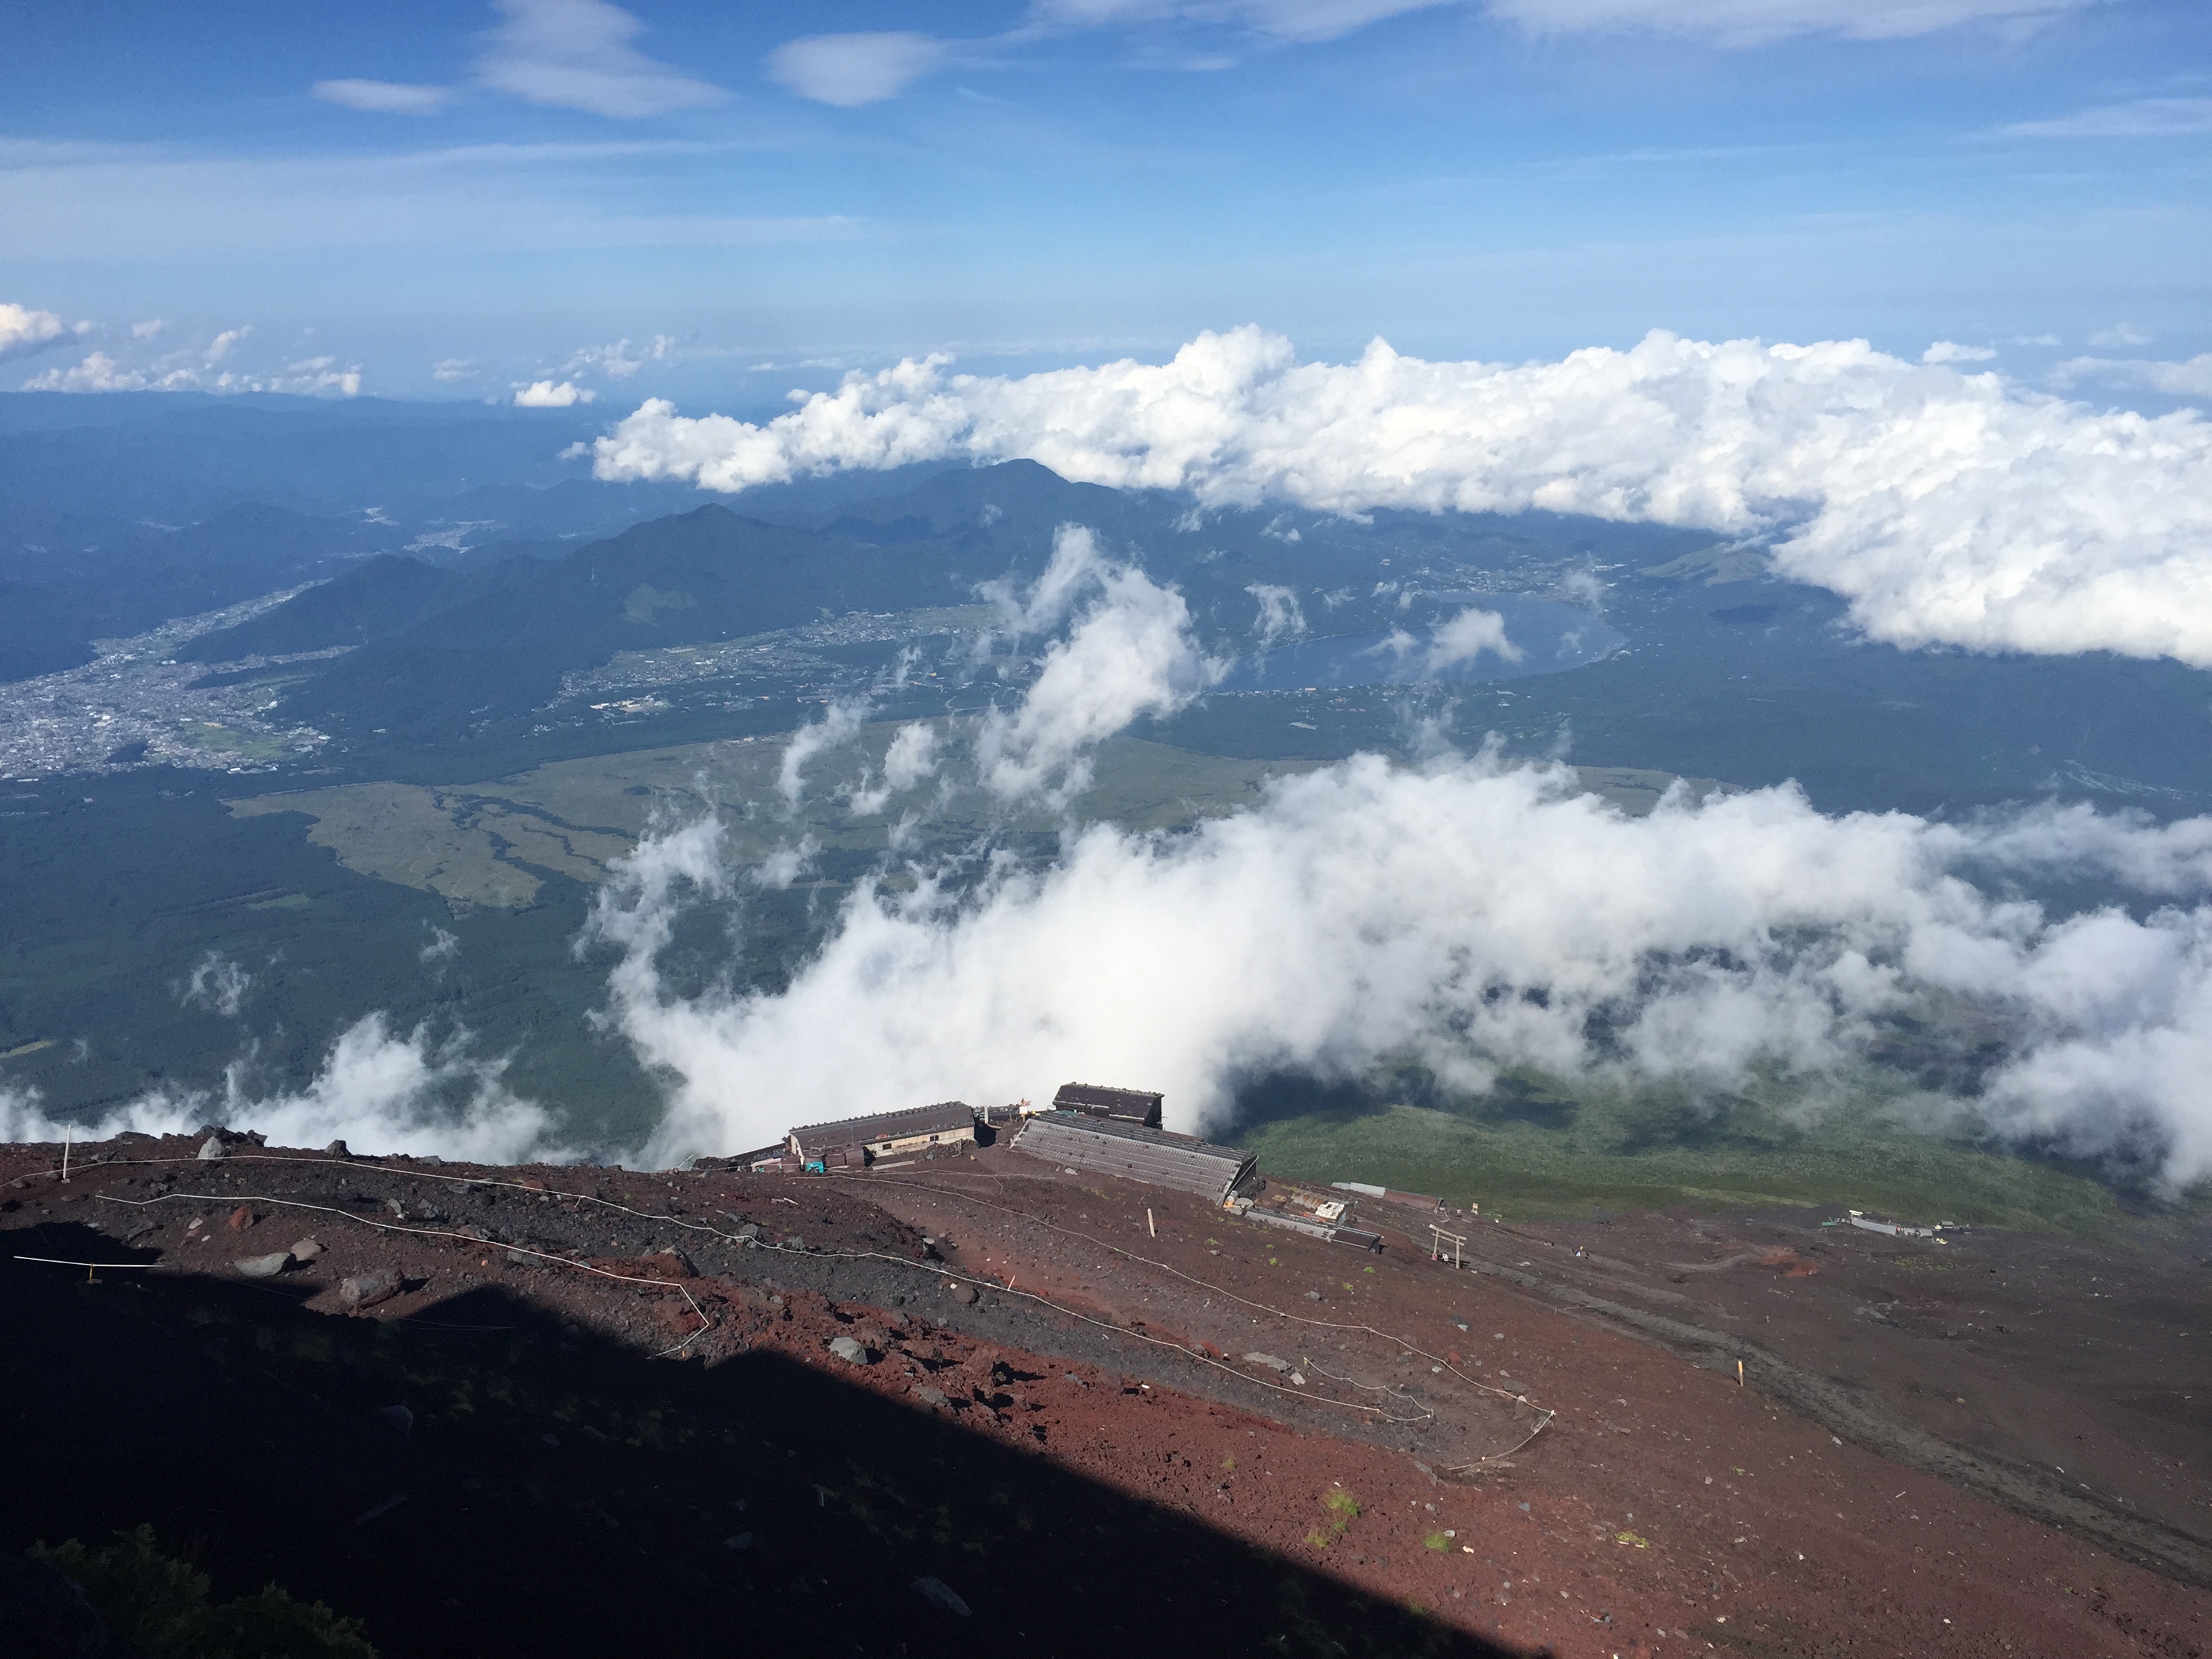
left=0, top=138, right=857, bottom=260
left=314, top=79, right=452, bottom=117
left=2001, top=96, right=2212, bottom=139
left=767, top=33, right=950, bottom=108
left=1488, top=0, right=2093, bottom=44
left=314, top=0, right=726, bottom=121
left=477, top=0, right=727, bottom=119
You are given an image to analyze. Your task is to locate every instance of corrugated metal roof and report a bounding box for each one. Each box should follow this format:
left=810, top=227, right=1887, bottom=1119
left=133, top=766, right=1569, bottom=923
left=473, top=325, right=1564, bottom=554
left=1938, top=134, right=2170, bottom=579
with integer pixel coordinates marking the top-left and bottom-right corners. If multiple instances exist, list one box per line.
left=1052, top=1082, right=1164, bottom=1124
left=1013, top=1111, right=1255, bottom=1204
left=790, top=1101, right=975, bottom=1152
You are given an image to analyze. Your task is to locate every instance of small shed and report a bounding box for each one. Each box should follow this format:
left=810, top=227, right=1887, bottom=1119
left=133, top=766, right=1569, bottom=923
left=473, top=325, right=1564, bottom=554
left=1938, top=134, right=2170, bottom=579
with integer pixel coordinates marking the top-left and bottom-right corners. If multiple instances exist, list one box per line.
left=1013, top=1111, right=1255, bottom=1204
left=1051, top=1082, right=1164, bottom=1129
left=789, top=1101, right=977, bottom=1164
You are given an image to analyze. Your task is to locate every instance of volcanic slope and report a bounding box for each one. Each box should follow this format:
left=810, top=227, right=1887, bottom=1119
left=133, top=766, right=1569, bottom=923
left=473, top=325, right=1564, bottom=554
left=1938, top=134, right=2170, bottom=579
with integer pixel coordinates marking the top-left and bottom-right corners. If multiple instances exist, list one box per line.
left=5, top=1134, right=2207, bottom=1658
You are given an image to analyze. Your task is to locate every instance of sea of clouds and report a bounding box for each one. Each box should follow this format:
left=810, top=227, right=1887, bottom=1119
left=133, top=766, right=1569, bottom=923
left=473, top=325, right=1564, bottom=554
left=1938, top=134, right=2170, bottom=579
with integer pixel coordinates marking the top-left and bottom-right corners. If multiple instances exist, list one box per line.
left=592, top=326, right=2212, bottom=668
left=12, top=333, right=2212, bottom=1193
left=564, top=533, right=2212, bottom=1191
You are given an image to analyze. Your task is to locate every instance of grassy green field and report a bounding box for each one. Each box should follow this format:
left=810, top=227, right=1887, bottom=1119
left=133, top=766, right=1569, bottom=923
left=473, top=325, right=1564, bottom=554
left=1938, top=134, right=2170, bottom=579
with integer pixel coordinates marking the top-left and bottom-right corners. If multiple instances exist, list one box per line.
left=1236, top=1073, right=2154, bottom=1237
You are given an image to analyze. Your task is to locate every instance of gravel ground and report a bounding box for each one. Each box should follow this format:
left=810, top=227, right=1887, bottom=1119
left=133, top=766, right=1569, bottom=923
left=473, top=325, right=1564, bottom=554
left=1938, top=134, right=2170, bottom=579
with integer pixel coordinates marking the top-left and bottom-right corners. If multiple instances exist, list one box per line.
left=3, top=1132, right=2207, bottom=1659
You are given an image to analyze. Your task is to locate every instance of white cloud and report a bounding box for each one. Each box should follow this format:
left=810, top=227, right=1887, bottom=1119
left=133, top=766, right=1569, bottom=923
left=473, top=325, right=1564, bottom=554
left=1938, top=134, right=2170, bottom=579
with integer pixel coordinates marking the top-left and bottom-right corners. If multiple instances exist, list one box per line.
left=768, top=32, right=949, bottom=107
left=1246, top=582, right=1307, bottom=647
left=2089, top=322, right=2151, bottom=348
left=975, top=526, right=1225, bottom=804
left=478, top=0, right=727, bottom=119
left=0, top=1013, right=560, bottom=1164
left=566, top=333, right=672, bottom=380
left=432, top=356, right=481, bottom=382
left=0, top=137, right=858, bottom=260
left=129, top=317, right=165, bottom=340
left=2001, top=97, right=2212, bottom=140
left=1922, top=340, right=1995, bottom=364
left=178, top=952, right=252, bottom=1019
left=2053, top=353, right=2212, bottom=400
left=22, top=351, right=157, bottom=392
left=587, top=750, right=2212, bottom=1192
left=512, top=377, right=595, bottom=407
left=1027, top=1, right=1452, bottom=41
left=1422, top=605, right=1522, bottom=670
left=594, top=325, right=2212, bottom=669
left=23, top=338, right=360, bottom=396
left=0, top=302, right=69, bottom=361
left=314, top=78, right=453, bottom=115
left=778, top=696, right=871, bottom=808
left=882, top=722, right=942, bottom=793
left=1487, top=0, right=2091, bottom=43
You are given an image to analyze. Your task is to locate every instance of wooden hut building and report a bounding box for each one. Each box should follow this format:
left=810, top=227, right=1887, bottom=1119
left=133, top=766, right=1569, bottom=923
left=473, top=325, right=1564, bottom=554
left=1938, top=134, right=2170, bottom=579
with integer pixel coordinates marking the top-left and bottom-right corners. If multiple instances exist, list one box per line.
left=1050, top=1082, right=1165, bottom=1129
left=788, top=1101, right=977, bottom=1166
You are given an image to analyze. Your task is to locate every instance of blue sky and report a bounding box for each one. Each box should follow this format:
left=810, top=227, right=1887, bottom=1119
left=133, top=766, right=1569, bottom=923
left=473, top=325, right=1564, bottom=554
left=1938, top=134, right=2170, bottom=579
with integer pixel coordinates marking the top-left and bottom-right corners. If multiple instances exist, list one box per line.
left=2, top=0, right=2207, bottom=407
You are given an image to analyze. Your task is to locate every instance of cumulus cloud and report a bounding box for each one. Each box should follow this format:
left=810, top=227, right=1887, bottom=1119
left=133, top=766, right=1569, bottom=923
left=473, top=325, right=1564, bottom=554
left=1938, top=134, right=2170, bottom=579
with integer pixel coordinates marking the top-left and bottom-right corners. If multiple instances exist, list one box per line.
left=778, top=696, right=872, bottom=808
left=512, top=378, right=595, bottom=407
left=586, top=747, right=2212, bottom=1191
left=769, top=32, right=949, bottom=106
left=0, top=1014, right=558, bottom=1163
left=129, top=317, right=165, bottom=340
left=23, top=338, right=361, bottom=397
left=2089, top=322, right=2152, bottom=348
left=478, top=0, right=726, bottom=119
left=2052, top=353, right=2212, bottom=401
left=1487, top=0, right=2090, bottom=42
left=1246, top=582, right=1307, bottom=647
left=594, top=325, right=2212, bottom=668
left=567, top=334, right=672, bottom=380
left=314, top=78, right=453, bottom=115
left=432, top=356, right=482, bottom=383
left=1420, top=605, right=1522, bottom=671
left=1922, top=340, right=1995, bottom=364
left=0, top=302, right=71, bottom=362
left=975, top=527, right=1225, bottom=804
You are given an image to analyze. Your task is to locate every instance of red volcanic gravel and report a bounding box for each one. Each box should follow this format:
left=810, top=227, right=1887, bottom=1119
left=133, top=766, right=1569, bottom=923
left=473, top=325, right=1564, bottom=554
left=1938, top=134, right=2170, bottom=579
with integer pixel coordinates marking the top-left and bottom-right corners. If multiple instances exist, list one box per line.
left=3, top=1132, right=2206, bottom=1658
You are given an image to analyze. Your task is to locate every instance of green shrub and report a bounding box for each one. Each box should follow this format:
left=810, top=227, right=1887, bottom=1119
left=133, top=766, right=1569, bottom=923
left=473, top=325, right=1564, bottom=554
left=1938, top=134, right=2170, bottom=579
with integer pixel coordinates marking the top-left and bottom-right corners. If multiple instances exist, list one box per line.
left=30, top=1528, right=376, bottom=1659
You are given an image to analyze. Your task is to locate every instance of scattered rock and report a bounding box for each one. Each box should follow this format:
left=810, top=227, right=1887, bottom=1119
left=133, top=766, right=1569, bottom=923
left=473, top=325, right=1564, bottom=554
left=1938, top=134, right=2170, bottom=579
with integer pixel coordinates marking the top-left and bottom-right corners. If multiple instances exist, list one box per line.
left=733, top=1222, right=760, bottom=1241
left=324, top=1139, right=350, bottom=1158
left=504, top=1248, right=534, bottom=1266
left=233, top=1252, right=291, bottom=1279
left=947, top=1282, right=979, bottom=1307
left=197, top=1136, right=227, bottom=1162
left=1305, top=1290, right=1322, bottom=1301
left=827, top=1336, right=868, bottom=1365
left=226, top=1205, right=254, bottom=1231
left=1242, top=1352, right=1292, bottom=1372
left=377, top=1404, right=413, bottom=1437
left=289, top=1237, right=323, bottom=1263
left=910, top=1576, right=970, bottom=1617
left=917, top=1387, right=949, bottom=1408
left=339, top=1271, right=399, bottom=1309
left=723, top=1533, right=753, bottom=1553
